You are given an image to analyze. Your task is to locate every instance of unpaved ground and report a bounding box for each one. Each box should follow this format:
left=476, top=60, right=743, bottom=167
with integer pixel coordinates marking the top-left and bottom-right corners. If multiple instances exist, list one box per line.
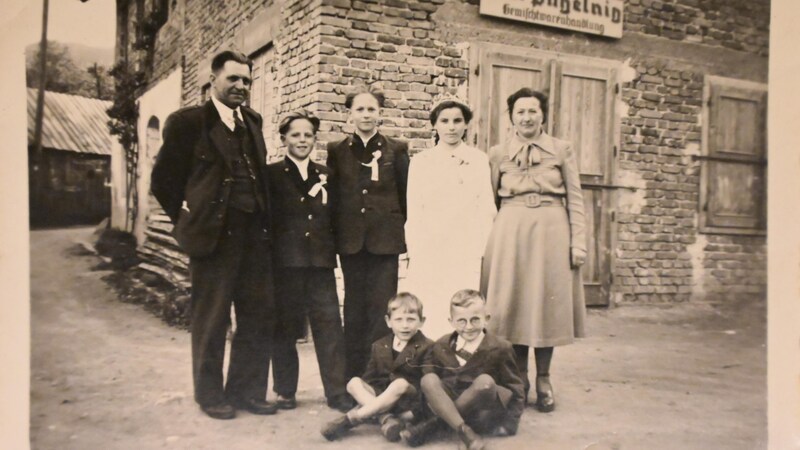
left=30, top=228, right=767, bottom=449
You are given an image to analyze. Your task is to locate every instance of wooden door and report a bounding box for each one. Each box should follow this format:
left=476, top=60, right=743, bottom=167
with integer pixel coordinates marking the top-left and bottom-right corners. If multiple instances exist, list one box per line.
left=249, top=46, right=281, bottom=161
left=551, top=61, right=617, bottom=306
left=470, top=44, right=618, bottom=306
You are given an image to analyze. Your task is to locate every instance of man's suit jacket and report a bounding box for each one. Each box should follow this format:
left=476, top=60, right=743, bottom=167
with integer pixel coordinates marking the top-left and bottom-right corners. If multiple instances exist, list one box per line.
left=422, top=332, right=525, bottom=430
left=326, top=133, right=409, bottom=255
left=151, top=101, right=272, bottom=258
left=362, top=330, right=433, bottom=392
left=267, top=158, right=336, bottom=269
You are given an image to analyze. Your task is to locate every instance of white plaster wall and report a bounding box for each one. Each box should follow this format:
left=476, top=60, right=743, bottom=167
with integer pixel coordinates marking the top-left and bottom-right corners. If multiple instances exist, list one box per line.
left=109, top=139, right=128, bottom=231
left=134, top=69, right=183, bottom=246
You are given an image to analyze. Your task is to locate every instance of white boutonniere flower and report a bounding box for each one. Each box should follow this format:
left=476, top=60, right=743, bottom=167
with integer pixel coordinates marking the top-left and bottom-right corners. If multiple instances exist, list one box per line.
left=309, top=174, right=329, bottom=205
left=362, top=150, right=383, bottom=181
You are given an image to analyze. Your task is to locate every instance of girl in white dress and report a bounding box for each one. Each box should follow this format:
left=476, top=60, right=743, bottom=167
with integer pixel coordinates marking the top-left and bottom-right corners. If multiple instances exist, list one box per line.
left=403, top=99, right=497, bottom=340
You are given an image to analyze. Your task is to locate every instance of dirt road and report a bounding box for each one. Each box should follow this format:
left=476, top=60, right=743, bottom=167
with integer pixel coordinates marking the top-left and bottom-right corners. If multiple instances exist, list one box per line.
left=30, top=228, right=766, bottom=449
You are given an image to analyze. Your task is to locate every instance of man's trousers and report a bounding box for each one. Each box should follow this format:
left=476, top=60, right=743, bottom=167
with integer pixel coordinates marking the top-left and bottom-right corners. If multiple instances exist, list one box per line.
left=189, top=208, right=274, bottom=407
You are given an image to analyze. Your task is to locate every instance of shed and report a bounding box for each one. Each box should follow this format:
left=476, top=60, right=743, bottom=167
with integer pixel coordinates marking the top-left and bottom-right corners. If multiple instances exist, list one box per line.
left=27, top=88, right=114, bottom=227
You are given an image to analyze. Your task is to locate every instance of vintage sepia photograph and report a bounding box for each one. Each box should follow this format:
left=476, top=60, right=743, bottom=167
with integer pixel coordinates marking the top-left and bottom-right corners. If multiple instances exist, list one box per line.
left=1, top=0, right=798, bottom=448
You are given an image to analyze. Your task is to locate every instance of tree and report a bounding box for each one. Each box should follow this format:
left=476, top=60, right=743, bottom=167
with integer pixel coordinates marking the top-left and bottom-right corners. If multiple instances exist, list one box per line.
left=26, top=41, right=114, bottom=100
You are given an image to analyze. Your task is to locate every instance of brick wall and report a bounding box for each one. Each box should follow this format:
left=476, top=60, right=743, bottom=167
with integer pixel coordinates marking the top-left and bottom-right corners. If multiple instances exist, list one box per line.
left=625, top=0, right=770, bottom=56
left=311, top=0, right=463, bottom=157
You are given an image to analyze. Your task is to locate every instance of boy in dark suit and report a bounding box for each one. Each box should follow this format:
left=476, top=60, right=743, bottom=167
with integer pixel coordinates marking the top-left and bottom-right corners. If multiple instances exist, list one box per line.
left=325, top=85, right=410, bottom=380
left=267, top=110, right=350, bottom=412
left=401, top=289, right=525, bottom=450
left=321, top=293, right=433, bottom=442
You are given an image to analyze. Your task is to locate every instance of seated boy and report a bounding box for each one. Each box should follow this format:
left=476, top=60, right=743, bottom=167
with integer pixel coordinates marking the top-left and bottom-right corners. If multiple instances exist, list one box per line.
left=321, top=292, right=433, bottom=442
left=268, top=110, right=351, bottom=412
left=400, top=289, right=525, bottom=450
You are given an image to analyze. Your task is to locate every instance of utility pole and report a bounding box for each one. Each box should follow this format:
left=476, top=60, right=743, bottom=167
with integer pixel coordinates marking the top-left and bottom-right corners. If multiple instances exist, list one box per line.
left=32, top=0, right=49, bottom=159
left=88, top=63, right=103, bottom=98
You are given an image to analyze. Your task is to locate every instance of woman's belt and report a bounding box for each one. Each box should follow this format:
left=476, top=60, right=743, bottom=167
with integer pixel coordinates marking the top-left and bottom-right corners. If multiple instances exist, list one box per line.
left=500, top=193, right=565, bottom=208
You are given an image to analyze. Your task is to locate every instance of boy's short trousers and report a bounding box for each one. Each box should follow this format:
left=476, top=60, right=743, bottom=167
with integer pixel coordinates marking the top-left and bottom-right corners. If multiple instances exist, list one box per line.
left=369, top=381, right=421, bottom=414
left=440, top=379, right=514, bottom=434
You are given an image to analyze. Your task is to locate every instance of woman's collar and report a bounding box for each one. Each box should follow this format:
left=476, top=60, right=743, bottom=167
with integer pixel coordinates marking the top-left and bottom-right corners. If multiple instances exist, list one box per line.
left=508, top=131, right=556, bottom=158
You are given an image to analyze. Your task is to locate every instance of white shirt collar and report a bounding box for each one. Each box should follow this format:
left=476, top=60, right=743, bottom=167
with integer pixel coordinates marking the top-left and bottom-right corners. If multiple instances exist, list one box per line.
left=355, top=130, right=378, bottom=146
left=286, top=154, right=310, bottom=181
left=211, top=95, right=242, bottom=131
left=392, top=336, right=408, bottom=353
left=455, top=332, right=484, bottom=353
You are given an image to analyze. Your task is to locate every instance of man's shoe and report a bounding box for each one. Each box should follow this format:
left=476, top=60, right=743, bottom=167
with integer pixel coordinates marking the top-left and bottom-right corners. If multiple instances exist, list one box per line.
left=231, top=398, right=279, bottom=415
left=276, top=395, right=297, bottom=410
left=457, top=423, right=485, bottom=450
left=321, top=414, right=356, bottom=441
left=379, top=413, right=404, bottom=442
left=200, top=403, right=236, bottom=420
left=399, top=417, right=442, bottom=447
left=326, top=395, right=355, bottom=413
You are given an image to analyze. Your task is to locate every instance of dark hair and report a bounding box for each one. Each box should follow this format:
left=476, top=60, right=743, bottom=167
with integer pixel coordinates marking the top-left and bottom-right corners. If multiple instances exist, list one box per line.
left=387, top=292, right=425, bottom=320
left=506, top=88, right=548, bottom=125
left=429, top=100, right=473, bottom=126
left=211, top=50, right=253, bottom=73
left=345, top=85, right=386, bottom=109
left=278, top=109, right=321, bottom=136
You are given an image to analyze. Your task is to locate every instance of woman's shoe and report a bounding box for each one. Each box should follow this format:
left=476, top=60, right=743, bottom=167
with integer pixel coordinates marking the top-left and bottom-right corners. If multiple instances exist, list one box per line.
left=535, top=375, right=555, bottom=413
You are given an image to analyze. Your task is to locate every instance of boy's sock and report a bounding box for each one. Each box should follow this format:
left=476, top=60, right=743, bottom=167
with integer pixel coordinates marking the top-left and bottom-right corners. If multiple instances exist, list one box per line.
left=457, top=423, right=485, bottom=450
left=378, top=413, right=403, bottom=442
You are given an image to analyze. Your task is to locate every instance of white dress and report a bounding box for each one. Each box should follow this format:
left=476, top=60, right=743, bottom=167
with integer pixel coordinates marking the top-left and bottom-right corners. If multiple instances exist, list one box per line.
left=402, top=142, right=497, bottom=340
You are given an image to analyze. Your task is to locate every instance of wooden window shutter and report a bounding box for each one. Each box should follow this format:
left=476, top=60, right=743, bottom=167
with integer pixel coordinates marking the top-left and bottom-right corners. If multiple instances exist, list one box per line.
left=703, top=81, right=767, bottom=232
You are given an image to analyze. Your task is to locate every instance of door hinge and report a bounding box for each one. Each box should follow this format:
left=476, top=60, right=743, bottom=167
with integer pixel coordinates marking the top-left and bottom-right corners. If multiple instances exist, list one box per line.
left=474, top=64, right=480, bottom=76
left=615, top=83, right=620, bottom=94
left=613, top=145, right=618, bottom=157
left=611, top=210, right=616, bottom=222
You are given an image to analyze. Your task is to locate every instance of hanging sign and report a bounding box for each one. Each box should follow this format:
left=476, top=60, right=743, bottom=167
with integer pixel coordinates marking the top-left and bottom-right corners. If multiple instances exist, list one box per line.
left=480, top=0, right=624, bottom=39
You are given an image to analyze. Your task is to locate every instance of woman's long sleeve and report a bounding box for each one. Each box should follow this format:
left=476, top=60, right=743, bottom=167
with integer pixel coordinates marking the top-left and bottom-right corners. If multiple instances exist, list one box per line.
left=560, top=143, right=587, bottom=253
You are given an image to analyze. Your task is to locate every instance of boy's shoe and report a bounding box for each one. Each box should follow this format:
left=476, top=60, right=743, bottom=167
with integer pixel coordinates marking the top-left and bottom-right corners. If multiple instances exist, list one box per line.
left=230, top=398, right=279, bottom=415
left=379, top=413, right=404, bottom=442
left=275, top=395, right=297, bottom=410
left=321, top=414, right=356, bottom=441
left=399, top=417, right=442, bottom=447
left=457, top=424, right=485, bottom=450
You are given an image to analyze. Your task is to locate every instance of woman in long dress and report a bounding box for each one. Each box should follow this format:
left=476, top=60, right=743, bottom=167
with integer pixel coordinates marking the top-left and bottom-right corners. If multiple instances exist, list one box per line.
left=404, top=99, right=496, bottom=340
left=480, top=88, right=588, bottom=412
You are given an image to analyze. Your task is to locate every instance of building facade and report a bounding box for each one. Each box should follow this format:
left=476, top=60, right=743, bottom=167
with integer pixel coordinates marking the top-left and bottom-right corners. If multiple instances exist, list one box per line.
left=114, top=0, right=769, bottom=305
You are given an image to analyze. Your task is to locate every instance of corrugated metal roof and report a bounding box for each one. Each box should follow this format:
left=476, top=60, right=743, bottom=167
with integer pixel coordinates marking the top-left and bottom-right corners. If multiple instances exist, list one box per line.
left=27, top=88, right=114, bottom=155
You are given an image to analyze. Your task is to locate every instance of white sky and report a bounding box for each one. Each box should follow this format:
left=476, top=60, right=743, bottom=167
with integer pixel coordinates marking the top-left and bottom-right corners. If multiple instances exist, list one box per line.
left=6, top=0, right=116, bottom=49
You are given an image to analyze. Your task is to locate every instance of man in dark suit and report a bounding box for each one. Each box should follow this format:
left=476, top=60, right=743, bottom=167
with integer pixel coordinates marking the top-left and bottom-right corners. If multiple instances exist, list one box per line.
left=150, top=50, right=277, bottom=420
left=326, top=86, right=410, bottom=380
left=266, top=110, right=350, bottom=412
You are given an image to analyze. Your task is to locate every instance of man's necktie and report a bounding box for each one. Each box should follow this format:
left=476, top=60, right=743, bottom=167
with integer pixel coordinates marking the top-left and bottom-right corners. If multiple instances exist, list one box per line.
left=233, top=110, right=245, bottom=130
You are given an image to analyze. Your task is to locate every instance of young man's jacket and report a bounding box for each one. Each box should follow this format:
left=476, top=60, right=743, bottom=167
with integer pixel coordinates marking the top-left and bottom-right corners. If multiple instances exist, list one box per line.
left=362, top=330, right=433, bottom=392
left=150, top=101, right=272, bottom=257
left=325, top=132, right=409, bottom=255
left=422, top=331, right=526, bottom=432
left=267, top=158, right=336, bottom=269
